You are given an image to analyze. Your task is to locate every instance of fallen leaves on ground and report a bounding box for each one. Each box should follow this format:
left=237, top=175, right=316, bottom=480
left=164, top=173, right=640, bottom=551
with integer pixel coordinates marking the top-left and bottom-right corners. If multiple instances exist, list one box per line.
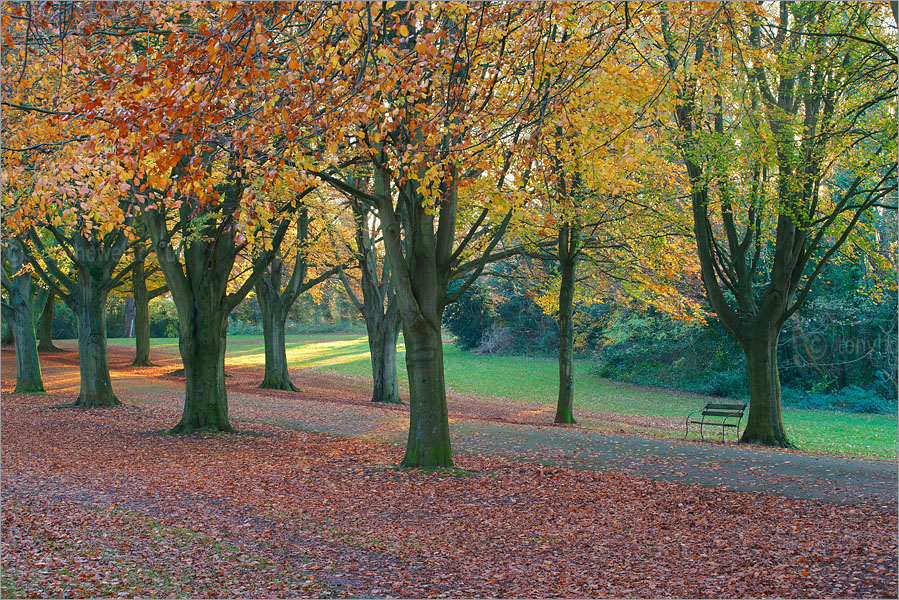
left=1, top=348, right=897, bottom=598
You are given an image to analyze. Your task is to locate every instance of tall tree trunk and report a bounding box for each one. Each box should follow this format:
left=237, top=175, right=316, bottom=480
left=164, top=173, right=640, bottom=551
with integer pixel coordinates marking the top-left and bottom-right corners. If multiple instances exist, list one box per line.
left=253, top=208, right=337, bottom=392
left=3, top=241, right=45, bottom=393
left=129, top=249, right=168, bottom=367
left=258, top=292, right=297, bottom=391
left=555, top=223, right=578, bottom=424
left=24, top=229, right=133, bottom=407
left=143, top=157, right=292, bottom=433
left=172, top=293, right=231, bottom=432
left=740, top=325, right=791, bottom=446
left=73, top=278, right=119, bottom=407
left=401, top=317, right=452, bottom=467
left=343, top=194, right=404, bottom=405
left=37, top=290, right=62, bottom=352
left=132, top=287, right=152, bottom=366
left=131, top=262, right=153, bottom=366
left=7, top=286, right=45, bottom=393
left=366, top=302, right=401, bottom=404
left=123, top=296, right=135, bottom=338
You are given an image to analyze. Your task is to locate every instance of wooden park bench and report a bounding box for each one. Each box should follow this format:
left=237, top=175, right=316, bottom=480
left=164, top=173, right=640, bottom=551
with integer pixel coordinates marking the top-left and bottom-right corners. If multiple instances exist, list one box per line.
left=684, top=402, right=747, bottom=443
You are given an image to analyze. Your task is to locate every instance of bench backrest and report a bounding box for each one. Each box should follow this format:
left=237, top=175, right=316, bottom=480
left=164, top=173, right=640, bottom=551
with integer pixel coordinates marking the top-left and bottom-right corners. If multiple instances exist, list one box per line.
left=701, top=402, right=746, bottom=417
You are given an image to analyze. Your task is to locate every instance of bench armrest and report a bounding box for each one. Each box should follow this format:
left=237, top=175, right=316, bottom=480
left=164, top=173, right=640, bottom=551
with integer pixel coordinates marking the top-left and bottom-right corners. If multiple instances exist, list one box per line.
left=685, top=408, right=703, bottom=422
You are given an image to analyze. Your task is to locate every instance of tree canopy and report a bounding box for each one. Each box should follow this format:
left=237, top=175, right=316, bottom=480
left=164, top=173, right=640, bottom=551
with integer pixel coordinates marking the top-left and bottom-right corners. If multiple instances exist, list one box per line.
left=2, top=1, right=895, bottom=460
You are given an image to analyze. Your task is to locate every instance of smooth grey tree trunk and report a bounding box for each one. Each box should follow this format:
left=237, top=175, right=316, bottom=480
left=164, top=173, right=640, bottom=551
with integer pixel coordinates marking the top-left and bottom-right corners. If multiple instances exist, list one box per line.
left=73, top=277, right=119, bottom=407
left=740, top=325, right=790, bottom=446
left=6, top=289, right=45, bottom=393
left=3, top=241, right=45, bottom=393
left=258, top=293, right=296, bottom=391
left=401, top=317, right=452, bottom=467
left=37, top=290, right=62, bottom=352
left=366, top=302, right=401, bottom=404
left=174, top=296, right=231, bottom=432
left=8, top=301, right=44, bottom=393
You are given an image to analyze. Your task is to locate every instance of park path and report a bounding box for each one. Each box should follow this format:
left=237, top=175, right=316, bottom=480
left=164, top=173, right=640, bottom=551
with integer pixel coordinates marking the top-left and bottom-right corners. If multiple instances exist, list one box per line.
left=21, top=342, right=897, bottom=508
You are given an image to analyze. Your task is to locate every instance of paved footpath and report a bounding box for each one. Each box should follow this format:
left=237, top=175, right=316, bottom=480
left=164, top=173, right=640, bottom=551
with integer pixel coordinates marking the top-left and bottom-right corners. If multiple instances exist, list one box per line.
left=31, top=344, right=899, bottom=507
left=279, top=409, right=898, bottom=507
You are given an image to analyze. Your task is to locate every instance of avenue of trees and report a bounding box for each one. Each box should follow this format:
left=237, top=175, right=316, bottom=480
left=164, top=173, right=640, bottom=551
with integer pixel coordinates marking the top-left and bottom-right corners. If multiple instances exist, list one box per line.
left=2, top=2, right=896, bottom=465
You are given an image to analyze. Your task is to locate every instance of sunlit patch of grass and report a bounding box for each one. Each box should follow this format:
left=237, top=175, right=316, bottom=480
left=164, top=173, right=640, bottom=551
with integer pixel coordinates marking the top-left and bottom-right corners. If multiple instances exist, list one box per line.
left=210, top=336, right=374, bottom=371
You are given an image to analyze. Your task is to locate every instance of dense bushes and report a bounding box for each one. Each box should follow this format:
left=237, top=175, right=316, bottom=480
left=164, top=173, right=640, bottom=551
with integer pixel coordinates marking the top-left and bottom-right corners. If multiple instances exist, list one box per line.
left=443, top=274, right=558, bottom=355
left=596, top=310, right=749, bottom=398
left=781, top=385, right=896, bottom=414
left=599, top=309, right=897, bottom=414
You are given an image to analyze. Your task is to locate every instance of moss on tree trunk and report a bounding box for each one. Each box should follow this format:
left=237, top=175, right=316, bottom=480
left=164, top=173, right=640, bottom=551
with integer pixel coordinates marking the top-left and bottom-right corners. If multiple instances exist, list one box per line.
left=172, top=303, right=232, bottom=433
left=8, top=290, right=45, bottom=393
left=740, top=327, right=791, bottom=447
left=401, top=319, right=453, bottom=467
left=259, top=299, right=297, bottom=391
left=3, top=241, right=45, bottom=393
left=73, top=279, right=119, bottom=407
left=554, top=223, right=578, bottom=425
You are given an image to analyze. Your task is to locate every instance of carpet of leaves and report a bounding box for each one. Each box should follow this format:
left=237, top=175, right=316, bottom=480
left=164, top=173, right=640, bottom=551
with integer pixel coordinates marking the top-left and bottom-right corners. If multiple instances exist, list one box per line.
left=2, top=352, right=897, bottom=598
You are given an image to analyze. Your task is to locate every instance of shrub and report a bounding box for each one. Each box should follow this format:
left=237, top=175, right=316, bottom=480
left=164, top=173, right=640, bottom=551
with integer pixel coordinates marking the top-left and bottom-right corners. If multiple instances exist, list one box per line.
left=149, top=299, right=179, bottom=338
left=474, top=324, right=516, bottom=355
left=781, top=385, right=897, bottom=414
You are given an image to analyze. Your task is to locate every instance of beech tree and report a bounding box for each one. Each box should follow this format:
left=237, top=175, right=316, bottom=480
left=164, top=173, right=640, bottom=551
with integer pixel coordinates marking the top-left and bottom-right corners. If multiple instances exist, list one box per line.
left=337, top=190, right=403, bottom=405
left=142, top=155, right=290, bottom=431
left=128, top=244, right=169, bottom=366
left=26, top=223, right=136, bottom=407
left=1, top=3, right=144, bottom=405
left=1, top=240, right=46, bottom=393
left=37, top=289, right=62, bottom=352
left=658, top=2, right=897, bottom=446
left=313, top=2, right=639, bottom=466
left=255, top=204, right=342, bottom=391
left=522, top=46, right=672, bottom=424
left=525, top=180, right=699, bottom=426
left=1, top=3, right=336, bottom=430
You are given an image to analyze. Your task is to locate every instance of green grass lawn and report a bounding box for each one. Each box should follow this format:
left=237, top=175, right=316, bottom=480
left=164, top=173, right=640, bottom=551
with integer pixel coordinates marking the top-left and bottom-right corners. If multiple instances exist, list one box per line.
left=107, top=334, right=898, bottom=460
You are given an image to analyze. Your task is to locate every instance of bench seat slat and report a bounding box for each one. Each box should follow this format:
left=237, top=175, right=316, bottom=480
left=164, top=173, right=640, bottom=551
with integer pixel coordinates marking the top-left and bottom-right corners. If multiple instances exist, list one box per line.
left=690, top=420, right=740, bottom=427
left=701, top=410, right=745, bottom=417
left=704, top=403, right=746, bottom=410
